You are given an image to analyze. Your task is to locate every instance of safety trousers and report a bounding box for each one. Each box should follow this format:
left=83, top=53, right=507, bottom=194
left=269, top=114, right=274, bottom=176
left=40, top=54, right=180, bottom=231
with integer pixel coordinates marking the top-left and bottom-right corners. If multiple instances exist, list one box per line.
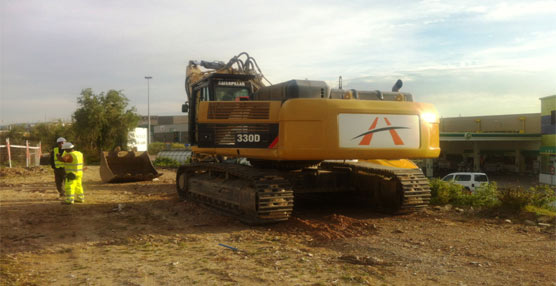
left=54, top=168, right=66, bottom=196
left=64, top=173, right=84, bottom=204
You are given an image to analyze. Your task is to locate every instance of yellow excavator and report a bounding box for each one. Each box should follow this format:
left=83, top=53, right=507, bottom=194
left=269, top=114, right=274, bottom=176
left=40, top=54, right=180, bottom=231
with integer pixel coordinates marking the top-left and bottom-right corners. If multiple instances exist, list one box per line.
left=176, top=52, right=440, bottom=224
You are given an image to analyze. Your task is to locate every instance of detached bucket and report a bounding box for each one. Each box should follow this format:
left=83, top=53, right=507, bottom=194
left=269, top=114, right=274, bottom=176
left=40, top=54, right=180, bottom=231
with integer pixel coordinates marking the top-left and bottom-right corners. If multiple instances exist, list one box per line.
left=100, top=151, right=162, bottom=183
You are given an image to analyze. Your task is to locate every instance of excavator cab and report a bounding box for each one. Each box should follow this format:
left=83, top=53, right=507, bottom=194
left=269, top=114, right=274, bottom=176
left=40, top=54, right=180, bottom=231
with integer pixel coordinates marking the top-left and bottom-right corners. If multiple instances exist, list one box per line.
left=186, top=73, right=256, bottom=146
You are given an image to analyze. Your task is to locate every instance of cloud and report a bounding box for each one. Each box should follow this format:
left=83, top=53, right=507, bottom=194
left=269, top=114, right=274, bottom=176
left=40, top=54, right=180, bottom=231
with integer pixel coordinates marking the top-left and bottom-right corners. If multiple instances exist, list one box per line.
left=483, top=1, right=556, bottom=21
left=344, top=65, right=553, bottom=117
left=1, top=0, right=555, bottom=124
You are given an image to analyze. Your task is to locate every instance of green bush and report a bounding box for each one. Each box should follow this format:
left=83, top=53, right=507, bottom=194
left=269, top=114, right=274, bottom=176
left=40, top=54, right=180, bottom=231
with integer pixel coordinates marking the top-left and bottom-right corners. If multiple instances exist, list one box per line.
left=430, top=178, right=556, bottom=214
left=498, top=185, right=556, bottom=212
left=148, top=142, right=186, bottom=155
left=429, top=179, right=500, bottom=208
left=524, top=205, right=556, bottom=217
left=528, top=185, right=556, bottom=210
left=497, top=188, right=534, bottom=212
left=170, top=143, right=186, bottom=149
left=470, top=182, right=499, bottom=208
left=83, top=149, right=101, bottom=164
left=153, top=157, right=180, bottom=168
left=429, top=178, right=470, bottom=206
left=148, top=142, right=166, bottom=155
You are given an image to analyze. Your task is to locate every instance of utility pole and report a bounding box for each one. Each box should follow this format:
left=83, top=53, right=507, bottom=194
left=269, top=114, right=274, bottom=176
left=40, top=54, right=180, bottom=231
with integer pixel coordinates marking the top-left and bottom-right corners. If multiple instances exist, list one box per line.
left=144, top=76, right=153, bottom=147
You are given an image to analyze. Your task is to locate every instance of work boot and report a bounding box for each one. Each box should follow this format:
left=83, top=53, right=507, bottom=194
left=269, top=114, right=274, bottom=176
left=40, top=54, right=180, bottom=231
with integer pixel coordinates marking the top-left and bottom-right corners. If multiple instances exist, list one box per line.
left=75, top=200, right=85, bottom=204
left=61, top=201, right=74, bottom=205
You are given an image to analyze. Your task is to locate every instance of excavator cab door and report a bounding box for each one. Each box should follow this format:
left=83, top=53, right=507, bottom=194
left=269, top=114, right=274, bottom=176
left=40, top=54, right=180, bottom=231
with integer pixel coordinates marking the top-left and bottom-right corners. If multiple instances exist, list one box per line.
left=188, top=79, right=211, bottom=145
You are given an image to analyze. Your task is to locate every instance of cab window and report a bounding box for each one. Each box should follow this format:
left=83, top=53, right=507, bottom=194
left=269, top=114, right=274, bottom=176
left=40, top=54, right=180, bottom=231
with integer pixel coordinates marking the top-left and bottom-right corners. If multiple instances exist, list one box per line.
left=455, top=175, right=471, bottom=181
left=475, top=175, right=488, bottom=182
left=215, top=87, right=249, bottom=101
left=201, top=87, right=210, bottom=101
left=442, top=175, right=454, bottom=182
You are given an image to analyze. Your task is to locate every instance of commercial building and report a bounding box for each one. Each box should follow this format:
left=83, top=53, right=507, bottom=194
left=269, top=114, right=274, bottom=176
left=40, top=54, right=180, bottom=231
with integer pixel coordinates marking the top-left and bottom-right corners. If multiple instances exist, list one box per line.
left=139, top=115, right=189, bottom=144
left=539, top=95, right=556, bottom=185
left=437, top=95, right=555, bottom=186
left=438, top=113, right=541, bottom=175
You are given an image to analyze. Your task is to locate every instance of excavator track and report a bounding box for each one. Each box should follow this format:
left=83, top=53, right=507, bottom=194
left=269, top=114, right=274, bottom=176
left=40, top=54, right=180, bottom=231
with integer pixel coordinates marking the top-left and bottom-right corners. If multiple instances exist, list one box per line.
left=176, top=160, right=429, bottom=224
left=321, top=161, right=431, bottom=212
left=176, top=163, right=294, bottom=224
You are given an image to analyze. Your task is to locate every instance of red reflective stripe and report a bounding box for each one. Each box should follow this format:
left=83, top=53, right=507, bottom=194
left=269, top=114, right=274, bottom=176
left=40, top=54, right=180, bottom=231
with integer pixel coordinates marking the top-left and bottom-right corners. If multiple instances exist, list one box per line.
left=383, top=118, right=404, bottom=145
left=268, top=136, right=279, bottom=148
left=359, top=117, right=379, bottom=145
left=388, top=130, right=404, bottom=145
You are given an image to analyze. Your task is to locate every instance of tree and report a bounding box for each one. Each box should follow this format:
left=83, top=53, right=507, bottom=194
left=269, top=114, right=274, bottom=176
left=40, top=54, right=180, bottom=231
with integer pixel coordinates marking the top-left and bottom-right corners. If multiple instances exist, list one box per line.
left=0, top=125, right=27, bottom=144
left=29, top=121, right=73, bottom=152
left=72, top=89, right=139, bottom=162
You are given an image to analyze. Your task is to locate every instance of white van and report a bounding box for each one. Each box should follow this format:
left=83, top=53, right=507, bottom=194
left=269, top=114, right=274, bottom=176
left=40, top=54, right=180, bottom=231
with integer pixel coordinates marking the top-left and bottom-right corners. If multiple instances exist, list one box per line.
left=441, top=172, right=489, bottom=192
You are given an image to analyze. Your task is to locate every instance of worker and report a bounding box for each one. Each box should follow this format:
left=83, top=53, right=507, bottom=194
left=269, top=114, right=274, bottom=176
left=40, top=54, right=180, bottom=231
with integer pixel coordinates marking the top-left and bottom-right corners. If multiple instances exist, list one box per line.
left=50, top=137, right=66, bottom=198
left=58, top=142, right=84, bottom=204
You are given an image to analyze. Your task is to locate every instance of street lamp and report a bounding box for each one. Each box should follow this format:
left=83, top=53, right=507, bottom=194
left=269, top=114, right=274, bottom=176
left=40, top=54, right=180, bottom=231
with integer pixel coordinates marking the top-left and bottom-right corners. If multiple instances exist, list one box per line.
left=144, top=76, right=152, bottom=147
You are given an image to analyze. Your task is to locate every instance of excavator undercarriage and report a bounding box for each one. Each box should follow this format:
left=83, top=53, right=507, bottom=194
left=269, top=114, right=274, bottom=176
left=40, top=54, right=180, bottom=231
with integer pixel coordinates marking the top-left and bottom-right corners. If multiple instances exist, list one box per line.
left=176, top=159, right=430, bottom=224
left=177, top=162, right=294, bottom=224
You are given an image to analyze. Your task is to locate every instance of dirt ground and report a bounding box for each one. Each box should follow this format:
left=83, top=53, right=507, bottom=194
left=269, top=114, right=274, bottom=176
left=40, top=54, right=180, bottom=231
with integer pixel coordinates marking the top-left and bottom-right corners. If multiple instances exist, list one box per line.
left=1, top=166, right=555, bottom=286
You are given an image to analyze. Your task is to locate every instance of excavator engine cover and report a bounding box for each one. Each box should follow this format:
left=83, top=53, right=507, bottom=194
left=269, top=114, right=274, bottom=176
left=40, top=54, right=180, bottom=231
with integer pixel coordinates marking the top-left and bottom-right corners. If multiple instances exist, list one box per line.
left=100, top=151, right=162, bottom=183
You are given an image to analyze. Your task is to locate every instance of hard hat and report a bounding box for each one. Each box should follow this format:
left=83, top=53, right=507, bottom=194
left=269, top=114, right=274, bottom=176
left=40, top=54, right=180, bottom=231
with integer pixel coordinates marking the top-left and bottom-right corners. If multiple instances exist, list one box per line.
left=56, top=137, right=66, bottom=143
left=61, top=142, right=74, bottom=150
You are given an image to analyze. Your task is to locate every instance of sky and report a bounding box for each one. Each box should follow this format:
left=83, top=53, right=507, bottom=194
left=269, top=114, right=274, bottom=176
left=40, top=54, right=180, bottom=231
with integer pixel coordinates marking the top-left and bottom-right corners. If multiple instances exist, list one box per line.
left=1, top=0, right=555, bottom=124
